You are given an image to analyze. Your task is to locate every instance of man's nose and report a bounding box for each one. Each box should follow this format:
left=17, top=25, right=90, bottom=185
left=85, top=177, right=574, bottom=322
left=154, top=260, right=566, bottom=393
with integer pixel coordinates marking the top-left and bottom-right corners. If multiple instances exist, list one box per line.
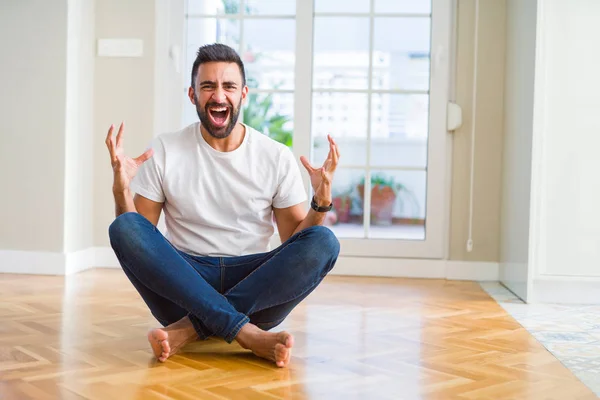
left=211, top=87, right=226, bottom=103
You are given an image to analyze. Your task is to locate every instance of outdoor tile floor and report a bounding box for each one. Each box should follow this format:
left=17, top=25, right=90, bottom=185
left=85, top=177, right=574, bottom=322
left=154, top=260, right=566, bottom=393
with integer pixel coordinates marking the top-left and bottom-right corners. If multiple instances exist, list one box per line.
left=480, top=282, right=600, bottom=397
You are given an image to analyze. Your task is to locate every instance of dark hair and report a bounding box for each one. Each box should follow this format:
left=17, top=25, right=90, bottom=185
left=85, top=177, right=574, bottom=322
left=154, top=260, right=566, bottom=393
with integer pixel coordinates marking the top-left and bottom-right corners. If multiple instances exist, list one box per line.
left=191, top=43, right=246, bottom=88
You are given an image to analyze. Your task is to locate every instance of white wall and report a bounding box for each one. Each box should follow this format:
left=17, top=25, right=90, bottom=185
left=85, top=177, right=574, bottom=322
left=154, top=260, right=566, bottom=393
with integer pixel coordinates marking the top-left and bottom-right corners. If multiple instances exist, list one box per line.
left=0, top=0, right=98, bottom=274
left=154, top=0, right=185, bottom=137
left=0, top=1, right=68, bottom=254
left=450, top=0, right=506, bottom=263
left=499, top=0, right=537, bottom=301
left=93, top=0, right=157, bottom=249
left=0, top=0, right=181, bottom=273
left=65, top=0, right=95, bottom=254
left=528, top=0, right=600, bottom=303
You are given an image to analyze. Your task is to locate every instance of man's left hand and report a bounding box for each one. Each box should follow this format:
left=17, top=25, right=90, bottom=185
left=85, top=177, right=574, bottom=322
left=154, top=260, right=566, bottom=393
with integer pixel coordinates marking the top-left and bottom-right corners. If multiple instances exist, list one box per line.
left=300, top=135, right=340, bottom=206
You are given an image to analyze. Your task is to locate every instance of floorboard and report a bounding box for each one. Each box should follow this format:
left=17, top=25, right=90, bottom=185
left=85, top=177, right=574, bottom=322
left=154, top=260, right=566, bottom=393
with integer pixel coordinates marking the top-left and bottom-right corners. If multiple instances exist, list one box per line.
left=0, top=269, right=596, bottom=399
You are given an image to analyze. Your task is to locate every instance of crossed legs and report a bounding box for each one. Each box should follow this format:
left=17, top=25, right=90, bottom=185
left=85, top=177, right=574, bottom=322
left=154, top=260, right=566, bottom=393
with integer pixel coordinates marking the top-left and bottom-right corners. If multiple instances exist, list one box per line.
left=108, top=212, right=340, bottom=367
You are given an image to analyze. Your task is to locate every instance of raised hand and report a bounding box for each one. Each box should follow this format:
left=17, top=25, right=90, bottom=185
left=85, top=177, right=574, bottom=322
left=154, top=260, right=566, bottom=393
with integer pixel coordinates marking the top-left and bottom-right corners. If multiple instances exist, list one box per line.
left=105, top=122, right=153, bottom=193
left=299, top=134, right=340, bottom=206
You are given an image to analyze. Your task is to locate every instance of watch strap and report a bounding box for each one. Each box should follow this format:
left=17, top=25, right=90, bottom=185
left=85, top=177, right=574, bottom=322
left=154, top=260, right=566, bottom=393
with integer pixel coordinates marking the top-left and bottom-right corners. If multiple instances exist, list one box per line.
left=311, top=196, right=333, bottom=212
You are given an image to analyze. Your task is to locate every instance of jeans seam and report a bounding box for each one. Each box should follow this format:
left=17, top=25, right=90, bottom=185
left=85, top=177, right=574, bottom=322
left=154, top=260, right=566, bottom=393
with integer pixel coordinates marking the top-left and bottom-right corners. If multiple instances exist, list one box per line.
left=112, top=225, right=232, bottom=340
left=223, top=259, right=263, bottom=268
left=250, top=256, right=336, bottom=315
left=188, top=313, right=211, bottom=340
left=253, top=276, right=322, bottom=315
left=113, top=244, right=178, bottom=329
left=224, top=314, right=250, bottom=343
left=220, top=258, right=224, bottom=294
left=223, top=230, right=305, bottom=297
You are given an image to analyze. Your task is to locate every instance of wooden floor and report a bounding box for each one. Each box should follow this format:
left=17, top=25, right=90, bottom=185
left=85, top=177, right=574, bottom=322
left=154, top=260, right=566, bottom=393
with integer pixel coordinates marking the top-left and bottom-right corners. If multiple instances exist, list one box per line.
left=0, top=269, right=596, bottom=400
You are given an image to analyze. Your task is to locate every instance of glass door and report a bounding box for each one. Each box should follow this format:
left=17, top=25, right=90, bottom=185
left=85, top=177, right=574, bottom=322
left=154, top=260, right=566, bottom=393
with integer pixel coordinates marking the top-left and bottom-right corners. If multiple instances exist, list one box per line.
left=298, top=0, right=452, bottom=258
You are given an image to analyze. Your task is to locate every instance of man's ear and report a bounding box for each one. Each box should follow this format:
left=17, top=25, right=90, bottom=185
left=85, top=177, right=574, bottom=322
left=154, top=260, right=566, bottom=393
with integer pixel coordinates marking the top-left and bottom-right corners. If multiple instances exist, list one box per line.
left=241, top=85, right=249, bottom=103
left=188, top=87, right=196, bottom=104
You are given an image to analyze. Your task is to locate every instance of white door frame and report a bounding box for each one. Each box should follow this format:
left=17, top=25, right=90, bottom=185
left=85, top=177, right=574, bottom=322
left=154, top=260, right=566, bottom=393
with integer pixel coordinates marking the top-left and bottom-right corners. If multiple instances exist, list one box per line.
left=293, top=0, right=453, bottom=259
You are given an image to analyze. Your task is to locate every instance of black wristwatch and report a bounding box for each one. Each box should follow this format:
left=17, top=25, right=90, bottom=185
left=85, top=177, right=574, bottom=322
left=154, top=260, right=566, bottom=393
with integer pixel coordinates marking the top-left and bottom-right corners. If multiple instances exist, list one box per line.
left=310, top=196, right=333, bottom=212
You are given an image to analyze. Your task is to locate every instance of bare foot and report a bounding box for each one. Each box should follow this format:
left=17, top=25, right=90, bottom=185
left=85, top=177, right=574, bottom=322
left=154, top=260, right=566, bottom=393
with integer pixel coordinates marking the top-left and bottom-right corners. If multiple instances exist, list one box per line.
left=147, top=316, right=198, bottom=362
left=147, top=328, right=170, bottom=362
left=235, top=323, right=294, bottom=368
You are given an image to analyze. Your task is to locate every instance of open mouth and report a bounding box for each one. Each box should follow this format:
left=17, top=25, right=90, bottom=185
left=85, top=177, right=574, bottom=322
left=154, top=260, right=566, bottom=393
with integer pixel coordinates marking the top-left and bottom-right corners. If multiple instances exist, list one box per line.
left=208, top=105, right=230, bottom=128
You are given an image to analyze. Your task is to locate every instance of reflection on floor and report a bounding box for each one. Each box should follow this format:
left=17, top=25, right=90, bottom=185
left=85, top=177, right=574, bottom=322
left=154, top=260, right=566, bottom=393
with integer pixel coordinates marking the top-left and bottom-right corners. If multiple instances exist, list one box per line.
left=328, top=223, right=425, bottom=240
left=1, top=270, right=596, bottom=399
left=481, top=282, right=600, bottom=397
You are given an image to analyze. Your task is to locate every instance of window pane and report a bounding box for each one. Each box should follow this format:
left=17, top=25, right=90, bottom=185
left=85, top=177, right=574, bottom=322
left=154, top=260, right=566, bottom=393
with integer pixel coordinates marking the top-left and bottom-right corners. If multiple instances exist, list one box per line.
left=246, top=0, right=295, bottom=15
left=243, top=92, right=294, bottom=147
left=313, top=17, right=370, bottom=90
left=372, top=17, right=431, bottom=91
left=312, top=92, right=368, bottom=166
left=375, top=0, right=431, bottom=14
left=183, top=96, right=199, bottom=127
left=367, top=170, right=426, bottom=240
left=315, top=0, right=369, bottom=13
left=324, top=169, right=365, bottom=238
left=243, top=19, right=295, bottom=90
left=187, top=0, right=240, bottom=15
left=186, top=18, right=240, bottom=76
left=184, top=18, right=240, bottom=127
left=370, top=94, right=429, bottom=168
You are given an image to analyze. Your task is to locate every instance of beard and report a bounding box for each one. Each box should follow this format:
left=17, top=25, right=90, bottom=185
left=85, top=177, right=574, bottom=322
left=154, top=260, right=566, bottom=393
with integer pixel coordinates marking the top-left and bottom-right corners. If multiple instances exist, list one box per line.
left=196, top=96, right=242, bottom=139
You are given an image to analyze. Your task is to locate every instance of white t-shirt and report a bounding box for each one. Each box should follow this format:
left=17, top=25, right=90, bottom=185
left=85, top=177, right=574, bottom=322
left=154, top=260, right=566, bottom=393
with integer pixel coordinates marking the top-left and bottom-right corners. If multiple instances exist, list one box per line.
left=130, top=122, right=307, bottom=257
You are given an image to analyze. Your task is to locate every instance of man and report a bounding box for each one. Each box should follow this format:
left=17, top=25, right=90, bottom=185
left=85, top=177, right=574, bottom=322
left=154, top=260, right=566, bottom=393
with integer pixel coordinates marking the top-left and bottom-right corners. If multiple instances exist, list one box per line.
left=105, top=43, right=340, bottom=368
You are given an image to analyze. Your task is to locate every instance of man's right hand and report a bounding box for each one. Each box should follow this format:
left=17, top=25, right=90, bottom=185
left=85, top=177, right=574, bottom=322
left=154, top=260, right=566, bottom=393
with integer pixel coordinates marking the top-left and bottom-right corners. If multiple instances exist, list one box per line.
left=105, top=122, right=154, bottom=193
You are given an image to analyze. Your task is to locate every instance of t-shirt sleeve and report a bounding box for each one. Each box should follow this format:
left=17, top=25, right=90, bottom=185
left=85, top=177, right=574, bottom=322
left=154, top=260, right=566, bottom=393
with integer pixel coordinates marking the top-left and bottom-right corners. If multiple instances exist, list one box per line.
left=273, top=146, right=308, bottom=209
left=129, top=138, right=165, bottom=203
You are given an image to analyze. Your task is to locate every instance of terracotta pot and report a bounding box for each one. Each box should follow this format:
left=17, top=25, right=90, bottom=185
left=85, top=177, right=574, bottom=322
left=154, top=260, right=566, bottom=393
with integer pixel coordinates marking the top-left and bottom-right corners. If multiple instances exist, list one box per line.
left=333, top=196, right=352, bottom=223
left=358, top=184, right=396, bottom=226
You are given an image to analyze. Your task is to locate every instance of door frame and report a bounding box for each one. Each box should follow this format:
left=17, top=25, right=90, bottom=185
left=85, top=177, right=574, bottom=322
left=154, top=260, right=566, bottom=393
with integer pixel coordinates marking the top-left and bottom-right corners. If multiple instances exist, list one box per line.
left=292, top=0, right=454, bottom=259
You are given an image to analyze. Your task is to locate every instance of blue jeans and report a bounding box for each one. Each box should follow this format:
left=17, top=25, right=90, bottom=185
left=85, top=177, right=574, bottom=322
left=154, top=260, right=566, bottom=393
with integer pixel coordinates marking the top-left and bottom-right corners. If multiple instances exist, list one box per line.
left=108, top=212, right=340, bottom=343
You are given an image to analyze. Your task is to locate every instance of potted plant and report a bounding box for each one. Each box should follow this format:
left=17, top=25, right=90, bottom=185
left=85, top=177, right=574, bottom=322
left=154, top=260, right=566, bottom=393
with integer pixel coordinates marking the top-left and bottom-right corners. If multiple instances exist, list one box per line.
left=332, top=189, right=353, bottom=224
left=357, top=174, right=419, bottom=226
